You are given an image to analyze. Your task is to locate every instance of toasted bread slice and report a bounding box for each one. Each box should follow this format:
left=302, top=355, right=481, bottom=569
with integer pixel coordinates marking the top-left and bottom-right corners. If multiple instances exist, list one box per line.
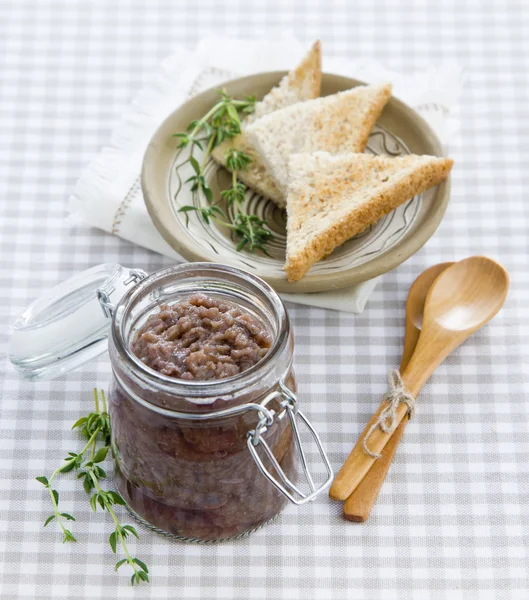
left=245, top=83, right=392, bottom=194
left=211, top=41, right=322, bottom=207
left=285, top=152, right=454, bottom=282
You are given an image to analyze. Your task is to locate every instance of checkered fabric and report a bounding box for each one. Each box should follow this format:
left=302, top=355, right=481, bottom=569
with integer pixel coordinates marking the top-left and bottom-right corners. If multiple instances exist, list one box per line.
left=1, top=1, right=528, bottom=599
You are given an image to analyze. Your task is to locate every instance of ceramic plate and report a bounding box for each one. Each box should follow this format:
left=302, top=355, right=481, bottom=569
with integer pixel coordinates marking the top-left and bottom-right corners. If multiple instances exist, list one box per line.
left=142, top=72, right=450, bottom=293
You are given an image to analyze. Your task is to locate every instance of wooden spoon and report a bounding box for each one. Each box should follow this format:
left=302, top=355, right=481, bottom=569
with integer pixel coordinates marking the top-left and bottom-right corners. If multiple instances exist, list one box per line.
left=329, top=256, right=509, bottom=501
left=343, top=262, right=454, bottom=521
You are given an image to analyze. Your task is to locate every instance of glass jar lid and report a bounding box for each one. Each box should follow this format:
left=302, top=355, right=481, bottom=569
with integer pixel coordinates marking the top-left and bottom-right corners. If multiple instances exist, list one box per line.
left=9, top=264, right=146, bottom=381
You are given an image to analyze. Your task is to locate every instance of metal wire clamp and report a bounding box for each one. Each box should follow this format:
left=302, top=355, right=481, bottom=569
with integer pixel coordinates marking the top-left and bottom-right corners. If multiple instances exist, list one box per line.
left=247, top=382, right=333, bottom=506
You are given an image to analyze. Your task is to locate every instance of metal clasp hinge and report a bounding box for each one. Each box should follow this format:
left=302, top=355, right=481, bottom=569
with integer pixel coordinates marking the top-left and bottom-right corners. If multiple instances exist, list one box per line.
left=97, top=269, right=147, bottom=319
left=247, top=382, right=333, bottom=506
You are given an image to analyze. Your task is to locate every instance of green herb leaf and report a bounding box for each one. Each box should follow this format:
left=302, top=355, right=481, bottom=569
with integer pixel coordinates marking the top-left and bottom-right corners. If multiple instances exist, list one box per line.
left=186, top=119, right=202, bottom=133
left=133, top=558, right=149, bottom=573
left=236, top=238, right=248, bottom=252
left=109, top=531, right=117, bottom=553
left=123, top=525, right=139, bottom=539
left=61, top=513, right=76, bottom=522
left=209, top=205, right=225, bottom=217
left=71, top=417, right=87, bottom=430
left=240, top=95, right=257, bottom=113
left=203, top=184, right=213, bottom=204
left=59, top=459, right=76, bottom=473
left=225, top=148, right=252, bottom=172
left=108, top=491, right=126, bottom=506
left=189, top=155, right=201, bottom=175
left=93, top=446, right=109, bottom=463
left=230, top=212, right=274, bottom=255
left=52, top=489, right=59, bottom=504
left=172, top=133, right=192, bottom=149
left=220, top=182, right=247, bottom=208
left=115, top=559, right=127, bottom=571
left=63, top=530, right=76, bottom=543
left=44, top=514, right=56, bottom=527
left=226, top=103, right=240, bottom=124
left=93, top=466, right=106, bottom=479
left=83, top=475, right=93, bottom=495
left=36, top=476, right=49, bottom=487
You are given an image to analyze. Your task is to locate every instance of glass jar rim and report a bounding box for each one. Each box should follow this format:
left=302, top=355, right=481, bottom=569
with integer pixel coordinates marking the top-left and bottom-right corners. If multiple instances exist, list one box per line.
left=110, top=262, right=291, bottom=404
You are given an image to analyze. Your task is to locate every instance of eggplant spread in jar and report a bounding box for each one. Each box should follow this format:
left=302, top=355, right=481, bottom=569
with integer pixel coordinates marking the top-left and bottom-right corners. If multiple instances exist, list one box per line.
left=110, top=294, right=296, bottom=541
left=131, top=294, right=273, bottom=380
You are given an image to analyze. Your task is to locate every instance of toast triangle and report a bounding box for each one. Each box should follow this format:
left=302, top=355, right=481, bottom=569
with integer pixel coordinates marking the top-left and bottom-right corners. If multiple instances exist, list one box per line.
left=285, top=152, right=454, bottom=282
left=246, top=83, right=392, bottom=194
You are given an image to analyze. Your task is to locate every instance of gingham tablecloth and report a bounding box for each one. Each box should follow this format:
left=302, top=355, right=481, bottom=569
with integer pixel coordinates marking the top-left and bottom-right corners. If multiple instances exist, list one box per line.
left=1, top=2, right=528, bottom=599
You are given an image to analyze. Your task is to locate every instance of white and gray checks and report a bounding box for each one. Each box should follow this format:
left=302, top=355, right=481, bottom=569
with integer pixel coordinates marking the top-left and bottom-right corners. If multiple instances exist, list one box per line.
left=1, top=1, right=528, bottom=599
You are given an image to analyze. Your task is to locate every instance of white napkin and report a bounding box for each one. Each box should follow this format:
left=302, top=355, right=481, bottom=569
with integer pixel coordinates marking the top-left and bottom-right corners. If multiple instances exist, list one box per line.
left=69, top=33, right=462, bottom=313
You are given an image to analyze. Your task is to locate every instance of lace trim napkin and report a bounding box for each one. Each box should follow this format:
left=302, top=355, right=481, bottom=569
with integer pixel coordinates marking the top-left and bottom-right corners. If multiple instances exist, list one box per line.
left=69, top=33, right=463, bottom=313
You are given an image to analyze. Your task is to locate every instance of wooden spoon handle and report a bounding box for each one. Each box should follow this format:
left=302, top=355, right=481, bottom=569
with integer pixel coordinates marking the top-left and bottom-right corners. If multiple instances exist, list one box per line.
left=329, top=401, right=408, bottom=500
left=342, top=295, right=432, bottom=520
left=343, top=415, right=408, bottom=521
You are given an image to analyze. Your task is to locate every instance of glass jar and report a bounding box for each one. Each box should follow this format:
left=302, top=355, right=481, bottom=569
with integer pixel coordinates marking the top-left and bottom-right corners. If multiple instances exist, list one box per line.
left=9, top=262, right=332, bottom=542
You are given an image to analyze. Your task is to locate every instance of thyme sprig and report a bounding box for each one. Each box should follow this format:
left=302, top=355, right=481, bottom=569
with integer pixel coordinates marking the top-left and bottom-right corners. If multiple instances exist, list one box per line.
left=36, top=389, right=149, bottom=586
left=174, top=90, right=274, bottom=254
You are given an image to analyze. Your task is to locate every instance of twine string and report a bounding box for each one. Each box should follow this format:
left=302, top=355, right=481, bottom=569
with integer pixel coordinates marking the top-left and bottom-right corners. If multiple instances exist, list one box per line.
left=362, top=370, right=416, bottom=459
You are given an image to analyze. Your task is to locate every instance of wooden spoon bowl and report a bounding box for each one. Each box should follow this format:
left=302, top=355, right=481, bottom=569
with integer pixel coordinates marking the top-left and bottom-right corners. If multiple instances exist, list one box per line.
left=405, top=256, right=509, bottom=396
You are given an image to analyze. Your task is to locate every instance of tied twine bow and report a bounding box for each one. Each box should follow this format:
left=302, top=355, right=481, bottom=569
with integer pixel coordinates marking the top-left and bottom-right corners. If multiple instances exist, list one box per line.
left=362, top=370, right=416, bottom=459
